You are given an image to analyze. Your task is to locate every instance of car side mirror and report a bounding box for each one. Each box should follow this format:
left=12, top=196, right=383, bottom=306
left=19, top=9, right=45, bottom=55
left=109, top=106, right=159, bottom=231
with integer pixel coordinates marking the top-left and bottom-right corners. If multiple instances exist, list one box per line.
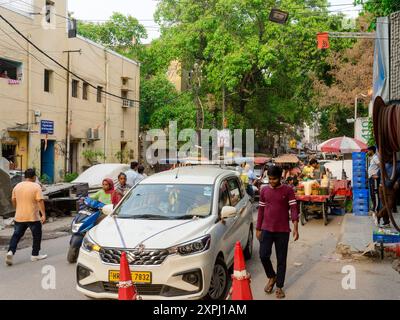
left=102, top=204, right=114, bottom=216
left=221, top=206, right=237, bottom=220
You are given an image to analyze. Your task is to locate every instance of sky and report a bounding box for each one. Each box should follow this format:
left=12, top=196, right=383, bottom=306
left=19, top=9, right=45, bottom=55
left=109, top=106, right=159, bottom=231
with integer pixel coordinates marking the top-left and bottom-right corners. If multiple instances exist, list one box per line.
left=68, top=0, right=363, bottom=44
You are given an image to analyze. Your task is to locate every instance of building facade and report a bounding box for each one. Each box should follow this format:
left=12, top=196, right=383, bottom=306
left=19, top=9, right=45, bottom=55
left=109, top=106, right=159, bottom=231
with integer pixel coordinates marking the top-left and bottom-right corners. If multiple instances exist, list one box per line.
left=0, top=0, right=140, bottom=183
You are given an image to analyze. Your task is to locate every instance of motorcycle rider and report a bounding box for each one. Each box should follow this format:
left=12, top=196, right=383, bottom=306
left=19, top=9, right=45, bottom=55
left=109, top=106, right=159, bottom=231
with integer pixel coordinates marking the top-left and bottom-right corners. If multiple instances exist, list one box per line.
left=91, top=178, right=114, bottom=205
left=112, top=173, right=132, bottom=207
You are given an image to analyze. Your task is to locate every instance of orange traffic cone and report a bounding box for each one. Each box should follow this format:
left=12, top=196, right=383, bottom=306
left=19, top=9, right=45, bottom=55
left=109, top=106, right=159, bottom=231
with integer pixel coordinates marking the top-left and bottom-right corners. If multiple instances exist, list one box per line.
left=385, top=245, right=400, bottom=257
left=117, top=252, right=138, bottom=300
left=231, top=241, right=253, bottom=300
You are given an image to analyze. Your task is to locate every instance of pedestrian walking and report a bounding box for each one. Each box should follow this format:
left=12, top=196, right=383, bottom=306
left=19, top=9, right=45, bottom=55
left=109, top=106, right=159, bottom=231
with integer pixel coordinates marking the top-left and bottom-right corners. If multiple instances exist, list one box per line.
left=5, top=169, right=47, bottom=266
left=126, top=161, right=139, bottom=186
left=367, top=146, right=381, bottom=225
left=256, top=166, right=299, bottom=299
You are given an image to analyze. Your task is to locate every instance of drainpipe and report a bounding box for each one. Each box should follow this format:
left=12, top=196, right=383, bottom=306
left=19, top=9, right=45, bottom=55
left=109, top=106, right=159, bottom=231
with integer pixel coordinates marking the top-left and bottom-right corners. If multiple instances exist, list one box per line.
left=104, top=50, right=109, bottom=163
left=26, top=35, right=32, bottom=170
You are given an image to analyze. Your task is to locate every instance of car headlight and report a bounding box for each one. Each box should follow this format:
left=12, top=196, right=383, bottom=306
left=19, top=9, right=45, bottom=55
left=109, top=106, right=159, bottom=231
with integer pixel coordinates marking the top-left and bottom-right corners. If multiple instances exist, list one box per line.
left=82, top=236, right=101, bottom=252
left=168, top=235, right=211, bottom=256
left=71, top=223, right=83, bottom=233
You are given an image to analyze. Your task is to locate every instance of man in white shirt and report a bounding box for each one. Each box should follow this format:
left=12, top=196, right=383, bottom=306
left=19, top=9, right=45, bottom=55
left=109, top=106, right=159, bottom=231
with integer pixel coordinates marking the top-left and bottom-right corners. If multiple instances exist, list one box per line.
left=367, top=146, right=380, bottom=224
left=125, top=161, right=139, bottom=187
left=132, top=165, right=146, bottom=185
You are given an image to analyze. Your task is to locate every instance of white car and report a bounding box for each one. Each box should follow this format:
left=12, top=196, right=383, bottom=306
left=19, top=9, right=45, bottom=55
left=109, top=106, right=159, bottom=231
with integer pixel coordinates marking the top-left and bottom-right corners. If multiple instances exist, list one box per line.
left=76, top=166, right=254, bottom=300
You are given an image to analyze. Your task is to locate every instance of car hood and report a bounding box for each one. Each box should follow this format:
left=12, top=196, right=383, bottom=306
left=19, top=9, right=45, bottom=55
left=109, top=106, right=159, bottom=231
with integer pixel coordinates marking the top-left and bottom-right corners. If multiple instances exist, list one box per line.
left=89, top=215, right=214, bottom=249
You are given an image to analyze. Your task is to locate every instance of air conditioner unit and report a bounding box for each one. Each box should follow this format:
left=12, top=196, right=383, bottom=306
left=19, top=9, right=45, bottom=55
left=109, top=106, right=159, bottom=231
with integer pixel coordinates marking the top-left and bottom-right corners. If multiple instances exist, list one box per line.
left=122, top=99, right=134, bottom=108
left=87, top=128, right=99, bottom=141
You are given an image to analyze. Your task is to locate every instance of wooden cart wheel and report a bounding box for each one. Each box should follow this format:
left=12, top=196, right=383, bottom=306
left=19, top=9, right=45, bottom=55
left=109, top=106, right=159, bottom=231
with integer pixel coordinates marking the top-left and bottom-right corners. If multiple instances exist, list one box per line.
left=300, top=202, right=307, bottom=226
left=323, top=203, right=328, bottom=226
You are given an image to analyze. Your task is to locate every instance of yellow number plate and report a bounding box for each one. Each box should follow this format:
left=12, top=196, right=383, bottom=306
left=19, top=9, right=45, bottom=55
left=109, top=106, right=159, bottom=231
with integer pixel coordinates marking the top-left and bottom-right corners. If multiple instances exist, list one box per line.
left=108, top=271, right=152, bottom=284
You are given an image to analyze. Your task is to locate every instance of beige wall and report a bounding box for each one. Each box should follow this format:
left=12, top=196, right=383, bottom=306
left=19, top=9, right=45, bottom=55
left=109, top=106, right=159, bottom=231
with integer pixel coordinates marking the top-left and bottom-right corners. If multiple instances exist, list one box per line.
left=0, top=0, right=140, bottom=182
left=167, top=60, right=189, bottom=93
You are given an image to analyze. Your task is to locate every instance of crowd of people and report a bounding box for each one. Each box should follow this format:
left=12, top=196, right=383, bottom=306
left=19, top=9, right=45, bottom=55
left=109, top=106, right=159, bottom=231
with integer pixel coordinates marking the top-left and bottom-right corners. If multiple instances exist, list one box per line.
left=90, top=161, right=147, bottom=207
left=239, top=157, right=330, bottom=198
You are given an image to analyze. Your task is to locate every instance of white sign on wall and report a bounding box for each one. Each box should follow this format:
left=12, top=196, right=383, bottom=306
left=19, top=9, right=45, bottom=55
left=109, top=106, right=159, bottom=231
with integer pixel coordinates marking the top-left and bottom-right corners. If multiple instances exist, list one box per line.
left=355, top=117, right=371, bottom=145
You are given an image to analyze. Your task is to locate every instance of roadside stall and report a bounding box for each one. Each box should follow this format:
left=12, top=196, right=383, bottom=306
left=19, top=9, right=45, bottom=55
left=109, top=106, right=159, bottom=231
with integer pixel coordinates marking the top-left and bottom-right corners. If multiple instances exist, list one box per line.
left=296, top=137, right=365, bottom=226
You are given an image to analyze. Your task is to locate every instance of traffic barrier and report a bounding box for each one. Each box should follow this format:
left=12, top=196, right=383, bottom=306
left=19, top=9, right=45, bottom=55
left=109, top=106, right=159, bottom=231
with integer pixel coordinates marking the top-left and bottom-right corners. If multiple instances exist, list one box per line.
left=117, top=251, right=138, bottom=300
left=231, top=241, right=253, bottom=300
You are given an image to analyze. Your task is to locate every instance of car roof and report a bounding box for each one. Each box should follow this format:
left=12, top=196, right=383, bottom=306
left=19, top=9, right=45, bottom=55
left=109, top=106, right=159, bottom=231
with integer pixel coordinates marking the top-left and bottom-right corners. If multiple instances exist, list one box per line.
left=140, top=166, right=236, bottom=185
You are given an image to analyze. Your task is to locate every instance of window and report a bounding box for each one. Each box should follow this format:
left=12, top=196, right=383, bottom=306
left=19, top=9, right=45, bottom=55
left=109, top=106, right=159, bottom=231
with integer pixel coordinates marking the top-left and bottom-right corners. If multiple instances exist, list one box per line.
left=45, top=0, right=55, bottom=24
left=114, top=184, right=214, bottom=219
left=82, top=82, right=89, bottom=100
left=121, top=90, right=128, bottom=99
left=97, top=86, right=103, bottom=103
left=0, top=58, right=22, bottom=81
left=44, top=69, right=52, bottom=92
left=218, top=181, right=231, bottom=215
left=122, top=77, right=128, bottom=86
left=227, top=178, right=242, bottom=207
left=72, top=80, right=79, bottom=98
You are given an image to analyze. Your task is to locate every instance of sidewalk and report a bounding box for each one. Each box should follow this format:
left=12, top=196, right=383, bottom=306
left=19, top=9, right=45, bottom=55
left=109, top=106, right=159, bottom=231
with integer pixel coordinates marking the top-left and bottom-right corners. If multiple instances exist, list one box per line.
left=337, top=210, right=400, bottom=257
left=0, top=217, right=73, bottom=250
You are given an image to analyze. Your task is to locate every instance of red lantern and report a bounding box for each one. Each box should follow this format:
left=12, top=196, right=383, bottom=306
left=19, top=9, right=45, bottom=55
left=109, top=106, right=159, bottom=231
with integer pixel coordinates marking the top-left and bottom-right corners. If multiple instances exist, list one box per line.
left=317, top=32, right=330, bottom=50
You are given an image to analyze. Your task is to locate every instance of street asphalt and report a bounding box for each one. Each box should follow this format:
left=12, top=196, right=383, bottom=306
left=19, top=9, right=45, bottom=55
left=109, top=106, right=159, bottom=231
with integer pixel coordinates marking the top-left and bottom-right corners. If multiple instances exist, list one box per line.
left=0, top=211, right=399, bottom=300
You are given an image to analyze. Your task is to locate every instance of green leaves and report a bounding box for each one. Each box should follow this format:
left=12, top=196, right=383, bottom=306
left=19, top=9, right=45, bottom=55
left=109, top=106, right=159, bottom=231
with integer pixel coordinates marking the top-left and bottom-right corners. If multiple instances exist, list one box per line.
left=77, top=12, right=147, bottom=51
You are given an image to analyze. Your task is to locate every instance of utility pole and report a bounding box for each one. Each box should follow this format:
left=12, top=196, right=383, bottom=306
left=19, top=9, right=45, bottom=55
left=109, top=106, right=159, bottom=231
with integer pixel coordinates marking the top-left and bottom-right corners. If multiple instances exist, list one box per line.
left=63, top=49, right=81, bottom=175
left=222, top=85, right=226, bottom=129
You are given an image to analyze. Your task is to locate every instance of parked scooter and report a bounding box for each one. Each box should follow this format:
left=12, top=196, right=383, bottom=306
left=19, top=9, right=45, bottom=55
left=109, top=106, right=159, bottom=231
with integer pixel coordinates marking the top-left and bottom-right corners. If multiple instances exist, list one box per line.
left=67, top=197, right=105, bottom=263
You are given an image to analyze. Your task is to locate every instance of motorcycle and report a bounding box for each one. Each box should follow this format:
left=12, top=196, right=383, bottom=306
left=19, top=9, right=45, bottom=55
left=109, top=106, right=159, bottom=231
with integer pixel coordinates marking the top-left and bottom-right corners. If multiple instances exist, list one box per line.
left=67, top=197, right=105, bottom=263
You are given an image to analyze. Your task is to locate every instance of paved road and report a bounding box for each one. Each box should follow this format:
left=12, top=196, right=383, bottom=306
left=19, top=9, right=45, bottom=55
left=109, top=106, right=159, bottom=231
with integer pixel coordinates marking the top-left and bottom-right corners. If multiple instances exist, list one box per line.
left=0, top=212, right=399, bottom=300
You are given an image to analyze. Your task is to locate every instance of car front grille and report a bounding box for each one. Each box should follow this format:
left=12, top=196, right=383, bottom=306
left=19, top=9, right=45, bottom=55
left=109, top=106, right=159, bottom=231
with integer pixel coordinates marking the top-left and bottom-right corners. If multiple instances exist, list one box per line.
left=99, top=248, right=170, bottom=266
left=102, top=282, right=163, bottom=295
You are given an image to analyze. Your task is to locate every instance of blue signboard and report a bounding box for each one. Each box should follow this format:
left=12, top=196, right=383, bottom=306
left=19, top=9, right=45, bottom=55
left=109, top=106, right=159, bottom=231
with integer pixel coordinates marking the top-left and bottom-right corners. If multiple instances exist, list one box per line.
left=40, top=120, right=54, bottom=135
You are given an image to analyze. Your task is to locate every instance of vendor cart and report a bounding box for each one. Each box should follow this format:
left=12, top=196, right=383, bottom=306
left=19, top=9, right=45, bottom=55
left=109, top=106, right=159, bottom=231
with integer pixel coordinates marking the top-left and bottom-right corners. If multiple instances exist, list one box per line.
left=296, top=180, right=352, bottom=226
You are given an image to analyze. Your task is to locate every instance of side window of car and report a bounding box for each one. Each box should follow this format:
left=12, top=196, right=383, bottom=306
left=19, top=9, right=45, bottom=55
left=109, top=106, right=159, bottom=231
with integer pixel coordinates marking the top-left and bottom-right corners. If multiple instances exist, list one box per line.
left=227, top=178, right=242, bottom=207
left=218, top=181, right=231, bottom=215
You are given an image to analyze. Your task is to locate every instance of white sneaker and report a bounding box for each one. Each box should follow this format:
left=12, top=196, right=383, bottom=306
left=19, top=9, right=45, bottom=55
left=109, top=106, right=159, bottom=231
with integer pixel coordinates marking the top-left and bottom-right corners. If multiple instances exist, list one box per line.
left=381, top=223, right=391, bottom=229
left=31, top=254, right=48, bottom=262
left=5, top=251, right=13, bottom=266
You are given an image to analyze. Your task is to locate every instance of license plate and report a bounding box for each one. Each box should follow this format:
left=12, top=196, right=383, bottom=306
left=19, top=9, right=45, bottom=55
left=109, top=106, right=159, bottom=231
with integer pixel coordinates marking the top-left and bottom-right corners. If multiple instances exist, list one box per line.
left=108, top=271, right=152, bottom=284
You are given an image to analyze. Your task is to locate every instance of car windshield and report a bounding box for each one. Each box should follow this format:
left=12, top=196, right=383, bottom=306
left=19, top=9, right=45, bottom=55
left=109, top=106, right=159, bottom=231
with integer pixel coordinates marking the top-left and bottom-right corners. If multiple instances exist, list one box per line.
left=114, top=184, right=214, bottom=220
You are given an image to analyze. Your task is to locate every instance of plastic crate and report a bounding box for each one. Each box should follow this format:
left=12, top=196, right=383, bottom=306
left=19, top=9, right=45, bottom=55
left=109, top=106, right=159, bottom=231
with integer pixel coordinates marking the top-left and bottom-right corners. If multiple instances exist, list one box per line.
left=353, top=160, right=366, bottom=168
left=353, top=209, right=369, bottom=216
left=353, top=199, right=369, bottom=207
left=373, top=232, right=400, bottom=244
left=353, top=182, right=368, bottom=189
left=353, top=170, right=367, bottom=177
left=353, top=176, right=367, bottom=184
left=353, top=189, right=369, bottom=197
left=352, top=152, right=367, bottom=160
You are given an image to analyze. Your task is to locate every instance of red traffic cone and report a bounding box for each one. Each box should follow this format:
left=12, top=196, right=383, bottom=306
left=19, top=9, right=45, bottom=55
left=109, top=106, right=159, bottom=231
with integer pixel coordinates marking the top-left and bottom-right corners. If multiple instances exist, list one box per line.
left=117, top=252, right=137, bottom=300
left=385, top=245, right=400, bottom=257
left=231, top=241, right=253, bottom=300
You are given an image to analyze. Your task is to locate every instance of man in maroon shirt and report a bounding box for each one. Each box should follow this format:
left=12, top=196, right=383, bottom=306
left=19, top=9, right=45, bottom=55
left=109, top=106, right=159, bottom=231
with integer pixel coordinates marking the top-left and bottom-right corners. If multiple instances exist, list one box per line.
left=256, top=165, right=299, bottom=299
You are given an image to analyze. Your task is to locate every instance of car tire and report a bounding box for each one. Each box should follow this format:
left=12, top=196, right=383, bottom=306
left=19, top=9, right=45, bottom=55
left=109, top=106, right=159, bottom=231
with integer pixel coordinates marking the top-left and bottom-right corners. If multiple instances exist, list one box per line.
left=243, top=227, right=253, bottom=260
left=204, top=258, right=229, bottom=300
left=67, top=246, right=79, bottom=264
